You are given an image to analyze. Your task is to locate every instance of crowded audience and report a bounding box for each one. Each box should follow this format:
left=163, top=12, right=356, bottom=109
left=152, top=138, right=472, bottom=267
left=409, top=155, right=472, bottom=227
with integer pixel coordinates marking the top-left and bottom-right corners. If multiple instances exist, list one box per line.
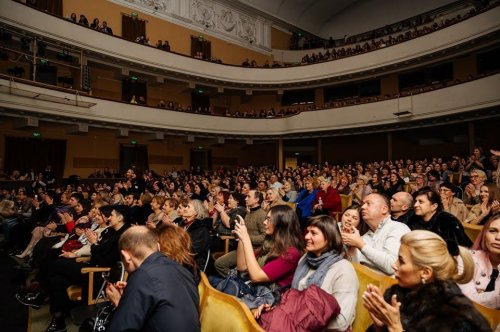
left=1, top=147, right=499, bottom=331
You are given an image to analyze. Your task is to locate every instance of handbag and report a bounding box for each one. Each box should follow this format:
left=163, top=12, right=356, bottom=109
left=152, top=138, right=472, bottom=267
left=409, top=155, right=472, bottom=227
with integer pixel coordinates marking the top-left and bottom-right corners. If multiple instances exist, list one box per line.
left=63, top=239, right=83, bottom=252
left=209, top=269, right=282, bottom=309
left=75, top=261, right=125, bottom=332
left=209, top=269, right=255, bottom=298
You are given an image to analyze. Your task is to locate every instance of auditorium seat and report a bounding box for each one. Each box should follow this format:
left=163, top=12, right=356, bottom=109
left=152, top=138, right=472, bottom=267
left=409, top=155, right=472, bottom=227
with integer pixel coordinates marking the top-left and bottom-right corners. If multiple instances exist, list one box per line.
left=473, top=301, right=500, bottom=330
left=198, top=272, right=264, bottom=332
left=352, top=262, right=397, bottom=332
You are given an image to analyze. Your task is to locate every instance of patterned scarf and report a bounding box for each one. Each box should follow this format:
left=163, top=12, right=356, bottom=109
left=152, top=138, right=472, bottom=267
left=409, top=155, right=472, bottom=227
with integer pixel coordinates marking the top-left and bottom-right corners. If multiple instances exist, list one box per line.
left=291, top=250, right=343, bottom=289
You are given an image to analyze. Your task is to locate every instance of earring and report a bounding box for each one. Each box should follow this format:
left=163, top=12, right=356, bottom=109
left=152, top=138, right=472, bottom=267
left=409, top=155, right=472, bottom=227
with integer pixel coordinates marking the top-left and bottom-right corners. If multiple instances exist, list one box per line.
left=421, top=278, right=426, bottom=284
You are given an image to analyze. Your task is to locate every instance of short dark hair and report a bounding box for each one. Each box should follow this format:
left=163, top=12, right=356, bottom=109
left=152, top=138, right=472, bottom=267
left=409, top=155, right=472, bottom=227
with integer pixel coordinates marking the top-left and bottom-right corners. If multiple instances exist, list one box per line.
left=231, top=192, right=246, bottom=206
left=70, top=192, right=84, bottom=203
left=307, top=215, right=343, bottom=254
left=415, top=187, right=443, bottom=211
left=254, top=190, right=264, bottom=204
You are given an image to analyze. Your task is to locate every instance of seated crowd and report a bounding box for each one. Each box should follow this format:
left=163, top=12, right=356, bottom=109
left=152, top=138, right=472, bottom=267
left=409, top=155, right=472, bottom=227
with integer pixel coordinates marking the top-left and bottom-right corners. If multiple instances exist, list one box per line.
left=298, top=2, right=496, bottom=65
left=0, top=147, right=498, bottom=331
left=23, top=0, right=499, bottom=69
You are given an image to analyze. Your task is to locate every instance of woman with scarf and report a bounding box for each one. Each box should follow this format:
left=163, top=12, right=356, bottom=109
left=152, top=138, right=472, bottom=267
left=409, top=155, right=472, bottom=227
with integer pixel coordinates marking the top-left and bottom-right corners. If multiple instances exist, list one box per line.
left=254, top=215, right=358, bottom=332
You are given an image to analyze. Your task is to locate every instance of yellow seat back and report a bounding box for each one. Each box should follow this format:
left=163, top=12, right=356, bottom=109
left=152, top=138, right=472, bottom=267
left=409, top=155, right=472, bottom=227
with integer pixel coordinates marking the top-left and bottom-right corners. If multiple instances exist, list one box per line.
left=461, top=222, right=482, bottom=243
left=352, top=263, right=397, bottom=332
left=198, top=272, right=264, bottom=332
left=340, top=194, right=353, bottom=213
left=473, top=301, right=500, bottom=331
left=285, top=202, right=297, bottom=211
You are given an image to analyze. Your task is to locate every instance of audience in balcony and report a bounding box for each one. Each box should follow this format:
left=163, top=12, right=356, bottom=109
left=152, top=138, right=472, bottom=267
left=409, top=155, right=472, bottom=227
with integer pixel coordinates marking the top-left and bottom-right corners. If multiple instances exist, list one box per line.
left=67, top=13, right=77, bottom=23
left=90, top=18, right=100, bottom=30
left=19, top=0, right=497, bottom=73
left=100, top=21, right=113, bottom=35
left=78, top=14, right=89, bottom=27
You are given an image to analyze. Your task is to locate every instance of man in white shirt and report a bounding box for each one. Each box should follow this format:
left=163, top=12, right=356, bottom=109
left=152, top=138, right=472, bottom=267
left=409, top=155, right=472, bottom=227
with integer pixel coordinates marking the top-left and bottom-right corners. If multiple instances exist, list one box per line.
left=269, top=174, right=284, bottom=190
left=341, top=193, right=410, bottom=275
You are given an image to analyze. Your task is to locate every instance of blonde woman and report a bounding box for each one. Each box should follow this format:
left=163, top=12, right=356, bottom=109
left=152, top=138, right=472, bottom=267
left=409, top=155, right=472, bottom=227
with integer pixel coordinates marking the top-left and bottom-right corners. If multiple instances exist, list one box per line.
left=363, top=230, right=490, bottom=331
left=146, top=195, right=166, bottom=230
left=464, top=183, right=500, bottom=225
left=262, top=188, right=286, bottom=212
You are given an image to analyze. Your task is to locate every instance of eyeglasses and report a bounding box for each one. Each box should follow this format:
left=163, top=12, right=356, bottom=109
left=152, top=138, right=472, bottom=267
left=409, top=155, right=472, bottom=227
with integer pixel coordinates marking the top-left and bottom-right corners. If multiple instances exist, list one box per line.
left=470, top=175, right=479, bottom=178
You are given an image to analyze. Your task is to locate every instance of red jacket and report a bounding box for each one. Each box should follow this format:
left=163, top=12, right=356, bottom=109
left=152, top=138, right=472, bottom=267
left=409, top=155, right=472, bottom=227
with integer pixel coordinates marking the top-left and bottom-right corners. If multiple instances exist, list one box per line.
left=259, top=284, right=341, bottom=332
left=313, top=186, right=341, bottom=213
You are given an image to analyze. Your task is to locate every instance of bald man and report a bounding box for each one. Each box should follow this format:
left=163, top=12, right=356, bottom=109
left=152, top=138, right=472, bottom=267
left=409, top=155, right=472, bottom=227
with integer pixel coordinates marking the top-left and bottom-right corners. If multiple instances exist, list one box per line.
left=390, top=191, right=414, bottom=225
left=341, top=193, right=410, bottom=275
left=107, top=226, right=200, bottom=332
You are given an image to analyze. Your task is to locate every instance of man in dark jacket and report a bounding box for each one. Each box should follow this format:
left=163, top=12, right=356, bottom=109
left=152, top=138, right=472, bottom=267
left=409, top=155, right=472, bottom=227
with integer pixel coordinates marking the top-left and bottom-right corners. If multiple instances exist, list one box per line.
left=107, top=226, right=200, bottom=331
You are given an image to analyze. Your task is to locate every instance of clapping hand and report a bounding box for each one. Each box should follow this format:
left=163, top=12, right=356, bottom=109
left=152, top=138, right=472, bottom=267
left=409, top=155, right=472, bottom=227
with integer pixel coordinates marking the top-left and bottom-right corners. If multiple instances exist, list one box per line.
left=84, top=228, right=98, bottom=244
left=491, top=200, right=500, bottom=213
left=341, top=226, right=363, bottom=249
left=362, top=284, right=403, bottom=331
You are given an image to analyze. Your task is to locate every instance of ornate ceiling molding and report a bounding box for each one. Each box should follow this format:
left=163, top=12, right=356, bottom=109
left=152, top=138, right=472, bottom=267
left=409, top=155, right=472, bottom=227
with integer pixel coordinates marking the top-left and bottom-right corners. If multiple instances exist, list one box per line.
left=109, top=0, right=272, bottom=52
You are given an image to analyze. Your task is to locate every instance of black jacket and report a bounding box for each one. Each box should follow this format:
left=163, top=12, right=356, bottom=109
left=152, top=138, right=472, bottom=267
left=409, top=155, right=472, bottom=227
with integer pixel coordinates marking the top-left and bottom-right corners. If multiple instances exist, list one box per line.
left=407, top=211, right=472, bottom=247
left=180, top=218, right=211, bottom=269
left=108, top=252, right=200, bottom=332
left=90, top=223, right=131, bottom=267
left=382, top=280, right=491, bottom=332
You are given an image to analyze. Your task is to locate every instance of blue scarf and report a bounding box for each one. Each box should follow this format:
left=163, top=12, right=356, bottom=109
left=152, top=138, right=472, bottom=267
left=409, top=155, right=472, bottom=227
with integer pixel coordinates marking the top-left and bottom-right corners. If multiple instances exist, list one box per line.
left=291, top=250, right=343, bottom=289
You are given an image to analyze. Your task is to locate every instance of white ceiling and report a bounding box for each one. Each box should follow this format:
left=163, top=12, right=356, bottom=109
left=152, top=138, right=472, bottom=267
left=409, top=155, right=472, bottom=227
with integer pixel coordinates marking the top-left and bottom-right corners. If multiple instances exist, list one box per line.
left=230, top=0, right=457, bottom=39
left=237, top=0, right=359, bottom=34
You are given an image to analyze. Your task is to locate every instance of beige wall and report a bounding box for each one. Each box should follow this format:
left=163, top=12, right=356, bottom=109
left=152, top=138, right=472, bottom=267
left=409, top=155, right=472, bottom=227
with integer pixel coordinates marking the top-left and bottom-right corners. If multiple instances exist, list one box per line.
left=0, top=119, right=278, bottom=177
left=271, top=27, right=291, bottom=50
left=63, top=0, right=272, bottom=66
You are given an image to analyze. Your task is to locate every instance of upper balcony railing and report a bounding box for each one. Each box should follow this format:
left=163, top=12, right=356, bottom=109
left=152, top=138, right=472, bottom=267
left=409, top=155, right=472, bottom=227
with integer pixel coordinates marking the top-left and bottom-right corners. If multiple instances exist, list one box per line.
left=1, top=0, right=499, bottom=86
left=1, top=72, right=498, bottom=137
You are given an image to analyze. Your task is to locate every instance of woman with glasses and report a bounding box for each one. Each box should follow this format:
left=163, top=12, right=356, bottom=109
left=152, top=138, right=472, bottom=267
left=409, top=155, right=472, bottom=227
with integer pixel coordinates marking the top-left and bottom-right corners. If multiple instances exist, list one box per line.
left=233, top=205, right=304, bottom=308
left=464, top=169, right=487, bottom=205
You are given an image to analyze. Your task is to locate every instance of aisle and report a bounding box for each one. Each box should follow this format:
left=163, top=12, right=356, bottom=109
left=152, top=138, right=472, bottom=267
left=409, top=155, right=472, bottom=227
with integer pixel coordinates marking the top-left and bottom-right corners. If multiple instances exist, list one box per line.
left=0, top=252, right=28, bottom=332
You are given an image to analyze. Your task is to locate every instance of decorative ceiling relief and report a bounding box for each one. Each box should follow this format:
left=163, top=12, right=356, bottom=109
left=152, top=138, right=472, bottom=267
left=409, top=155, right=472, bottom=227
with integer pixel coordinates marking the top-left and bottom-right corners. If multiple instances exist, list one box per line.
left=110, top=0, right=270, bottom=51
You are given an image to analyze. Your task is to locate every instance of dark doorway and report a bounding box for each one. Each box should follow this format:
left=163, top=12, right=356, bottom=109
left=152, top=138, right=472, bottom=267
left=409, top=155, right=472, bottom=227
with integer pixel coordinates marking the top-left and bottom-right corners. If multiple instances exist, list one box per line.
left=122, top=78, right=147, bottom=103
left=120, top=144, right=148, bottom=173
left=191, top=90, right=210, bottom=112
left=5, top=136, right=66, bottom=180
left=190, top=35, right=211, bottom=59
left=190, top=148, right=211, bottom=171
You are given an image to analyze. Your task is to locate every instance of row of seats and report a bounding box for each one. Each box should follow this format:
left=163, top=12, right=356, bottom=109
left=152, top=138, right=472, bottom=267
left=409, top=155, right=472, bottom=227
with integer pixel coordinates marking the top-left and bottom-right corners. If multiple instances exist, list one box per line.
left=198, top=265, right=499, bottom=332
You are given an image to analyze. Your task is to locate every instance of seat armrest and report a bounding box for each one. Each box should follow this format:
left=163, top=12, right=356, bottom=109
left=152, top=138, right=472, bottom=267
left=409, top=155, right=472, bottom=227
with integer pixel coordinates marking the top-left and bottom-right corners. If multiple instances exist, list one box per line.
left=81, top=267, right=110, bottom=274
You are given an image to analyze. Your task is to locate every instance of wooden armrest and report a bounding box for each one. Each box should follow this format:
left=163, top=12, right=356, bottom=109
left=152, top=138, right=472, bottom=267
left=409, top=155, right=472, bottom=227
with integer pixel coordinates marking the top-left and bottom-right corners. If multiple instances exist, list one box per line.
left=76, top=256, right=91, bottom=263
left=81, top=267, right=110, bottom=274
left=80, top=266, right=111, bottom=304
left=219, top=235, right=235, bottom=254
